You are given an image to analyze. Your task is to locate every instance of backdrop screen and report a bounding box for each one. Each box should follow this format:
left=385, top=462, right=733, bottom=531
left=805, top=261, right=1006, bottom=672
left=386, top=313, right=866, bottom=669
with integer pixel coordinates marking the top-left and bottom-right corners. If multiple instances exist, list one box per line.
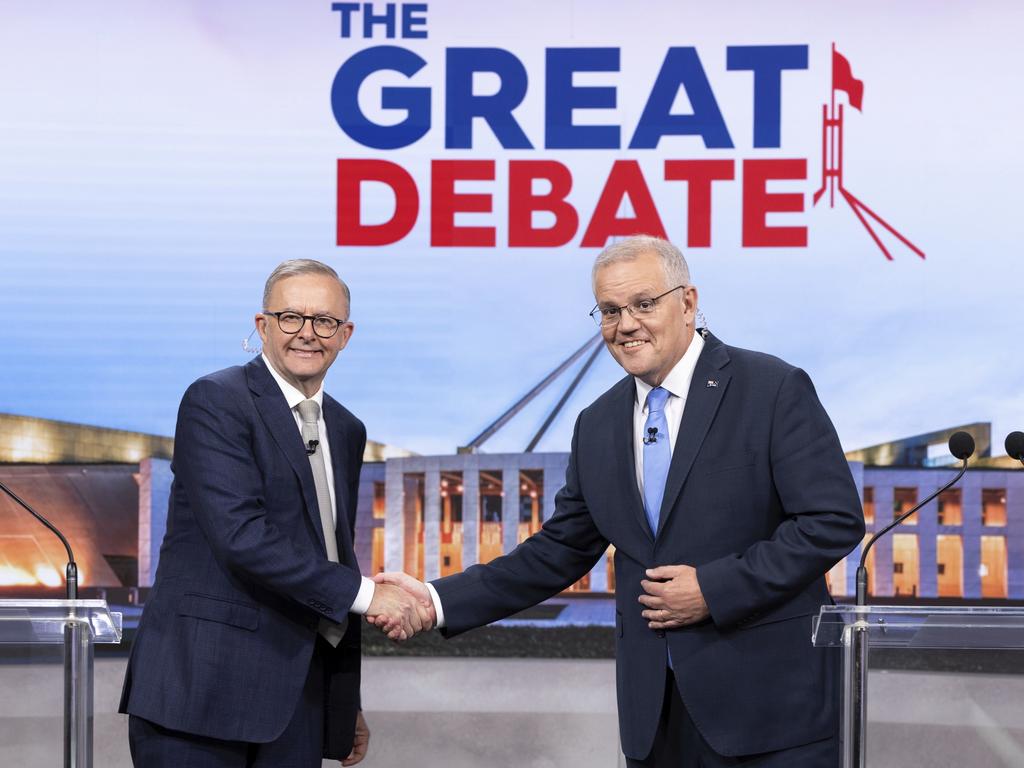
left=2, top=1, right=1020, bottom=455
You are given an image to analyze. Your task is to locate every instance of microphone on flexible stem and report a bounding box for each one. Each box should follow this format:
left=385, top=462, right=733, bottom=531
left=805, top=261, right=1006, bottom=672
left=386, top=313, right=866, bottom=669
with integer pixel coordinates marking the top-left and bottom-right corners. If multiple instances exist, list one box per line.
left=643, top=427, right=659, bottom=445
left=1005, top=431, right=1024, bottom=466
left=855, top=431, right=975, bottom=606
left=306, top=440, right=319, bottom=456
left=0, top=481, right=78, bottom=599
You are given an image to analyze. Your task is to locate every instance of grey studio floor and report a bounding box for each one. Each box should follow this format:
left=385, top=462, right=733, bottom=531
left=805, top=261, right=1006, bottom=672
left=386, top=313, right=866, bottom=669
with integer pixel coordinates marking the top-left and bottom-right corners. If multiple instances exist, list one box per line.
left=1, top=656, right=1023, bottom=768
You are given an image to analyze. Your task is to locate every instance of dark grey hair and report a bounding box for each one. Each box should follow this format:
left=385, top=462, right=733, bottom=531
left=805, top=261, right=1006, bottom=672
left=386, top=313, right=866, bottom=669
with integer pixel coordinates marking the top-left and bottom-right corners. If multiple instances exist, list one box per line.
left=262, top=259, right=351, bottom=315
left=591, top=235, right=691, bottom=292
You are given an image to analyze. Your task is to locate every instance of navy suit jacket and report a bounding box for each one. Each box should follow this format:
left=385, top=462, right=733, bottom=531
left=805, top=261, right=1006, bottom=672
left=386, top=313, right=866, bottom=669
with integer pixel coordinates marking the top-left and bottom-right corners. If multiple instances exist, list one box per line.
left=433, top=333, right=864, bottom=759
left=120, top=356, right=367, bottom=758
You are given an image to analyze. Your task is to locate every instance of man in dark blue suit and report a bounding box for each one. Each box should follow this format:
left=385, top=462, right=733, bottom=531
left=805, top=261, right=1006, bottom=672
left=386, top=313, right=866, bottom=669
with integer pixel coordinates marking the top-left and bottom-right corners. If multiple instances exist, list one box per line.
left=120, top=260, right=428, bottom=767
left=379, top=237, right=864, bottom=766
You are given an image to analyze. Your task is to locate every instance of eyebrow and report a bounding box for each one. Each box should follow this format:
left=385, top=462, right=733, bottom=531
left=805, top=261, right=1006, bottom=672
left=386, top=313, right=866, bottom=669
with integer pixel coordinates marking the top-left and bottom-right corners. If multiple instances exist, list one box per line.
left=598, top=289, right=662, bottom=306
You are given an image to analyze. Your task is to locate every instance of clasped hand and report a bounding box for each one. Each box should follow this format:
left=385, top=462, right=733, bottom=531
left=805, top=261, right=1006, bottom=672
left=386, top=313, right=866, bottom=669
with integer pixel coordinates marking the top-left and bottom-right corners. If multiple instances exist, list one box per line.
left=639, top=564, right=709, bottom=629
left=365, top=572, right=435, bottom=641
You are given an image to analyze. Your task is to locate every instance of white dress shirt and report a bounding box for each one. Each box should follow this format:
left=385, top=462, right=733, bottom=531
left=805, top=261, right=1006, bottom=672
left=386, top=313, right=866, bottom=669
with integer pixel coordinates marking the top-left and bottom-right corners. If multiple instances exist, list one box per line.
left=262, top=355, right=375, bottom=614
left=632, top=331, right=704, bottom=492
left=427, top=331, right=706, bottom=629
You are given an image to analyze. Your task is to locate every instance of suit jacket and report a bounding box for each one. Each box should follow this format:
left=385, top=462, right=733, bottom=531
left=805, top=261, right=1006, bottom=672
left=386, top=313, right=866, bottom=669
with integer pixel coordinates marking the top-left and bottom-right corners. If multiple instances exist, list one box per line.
left=433, top=332, right=864, bottom=759
left=119, top=356, right=367, bottom=757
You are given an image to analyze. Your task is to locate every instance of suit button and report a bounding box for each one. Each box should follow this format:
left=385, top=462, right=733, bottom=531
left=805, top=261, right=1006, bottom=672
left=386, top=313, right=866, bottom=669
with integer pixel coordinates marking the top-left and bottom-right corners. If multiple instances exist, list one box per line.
left=655, top=630, right=666, bottom=638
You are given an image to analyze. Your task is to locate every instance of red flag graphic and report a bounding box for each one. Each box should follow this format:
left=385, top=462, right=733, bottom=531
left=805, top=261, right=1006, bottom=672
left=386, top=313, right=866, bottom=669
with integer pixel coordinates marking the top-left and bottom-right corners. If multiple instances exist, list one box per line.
left=832, top=47, right=864, bottom=111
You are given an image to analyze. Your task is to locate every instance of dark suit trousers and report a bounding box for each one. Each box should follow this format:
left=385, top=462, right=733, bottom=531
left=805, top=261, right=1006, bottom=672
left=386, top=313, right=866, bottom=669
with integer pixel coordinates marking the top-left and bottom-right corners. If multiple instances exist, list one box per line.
left=626, top=672, right=839, bottom=768
left=129, top=637, right=329, bottom=768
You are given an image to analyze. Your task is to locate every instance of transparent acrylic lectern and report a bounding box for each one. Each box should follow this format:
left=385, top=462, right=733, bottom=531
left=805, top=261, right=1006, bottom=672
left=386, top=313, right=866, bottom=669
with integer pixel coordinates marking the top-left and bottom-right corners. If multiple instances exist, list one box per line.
left=0, top=599, right=122, bottom=768
left=813, top=605, right=1024, bottom=768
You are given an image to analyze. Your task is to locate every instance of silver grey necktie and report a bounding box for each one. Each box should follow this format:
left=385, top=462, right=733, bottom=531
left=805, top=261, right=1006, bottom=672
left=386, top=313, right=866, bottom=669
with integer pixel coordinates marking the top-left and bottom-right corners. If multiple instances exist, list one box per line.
left=296, top=398, right=346, bottom=646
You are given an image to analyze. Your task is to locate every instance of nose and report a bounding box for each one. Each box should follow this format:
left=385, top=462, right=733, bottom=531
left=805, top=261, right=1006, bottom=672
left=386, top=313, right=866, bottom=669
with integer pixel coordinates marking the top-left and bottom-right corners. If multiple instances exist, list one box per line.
left=296, top=317, right=317, bottom=340
left=617, top=307, right=642, bottom=333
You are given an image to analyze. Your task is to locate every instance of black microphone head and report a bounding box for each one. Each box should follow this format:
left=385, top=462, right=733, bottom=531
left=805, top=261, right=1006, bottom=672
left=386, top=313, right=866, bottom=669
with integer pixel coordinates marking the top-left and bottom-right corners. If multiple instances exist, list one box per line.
left=1006, top=431, right=1024, bottom=461
left=948, top=431, right=975, bottom=461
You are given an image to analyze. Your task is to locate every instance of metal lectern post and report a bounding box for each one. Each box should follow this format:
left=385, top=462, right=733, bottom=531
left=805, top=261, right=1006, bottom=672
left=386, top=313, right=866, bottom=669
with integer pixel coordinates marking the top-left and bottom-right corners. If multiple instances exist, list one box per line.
left=843, top=615, right=869, bottom=768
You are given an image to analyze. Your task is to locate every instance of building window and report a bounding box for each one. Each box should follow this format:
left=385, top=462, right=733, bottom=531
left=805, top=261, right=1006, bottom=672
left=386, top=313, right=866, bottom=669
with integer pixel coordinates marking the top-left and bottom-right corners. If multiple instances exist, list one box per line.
left=519, top=470, right=544, bottom=543
left=372, top=481, right=386, bottom=519
left=981, top=489, right=1007, bottom=527
left=860, top=534, right=876, bottom=596
left=440, top=471, right=463, bottom=577
left=606, top=545, right=616, bottom=593
left=891, top=533, right=919, bottom=596
left=937, top=488, right=962, bottom=526
left=894, top=488, right=918, bottom=525
left=402, top=473, right=425, bottom=581
left=980, top=536, right=1008, bottom=598
left=936, top=535, right=963, bottom=597
left=371, top=528, right=385, bottom=575
left=479, top=470, right=503, bottom=565
left=828, top=557, right=847, bottom=597
left=566, top=572, right=592, bottom=593
left=862, top=487, right=875, bottom=525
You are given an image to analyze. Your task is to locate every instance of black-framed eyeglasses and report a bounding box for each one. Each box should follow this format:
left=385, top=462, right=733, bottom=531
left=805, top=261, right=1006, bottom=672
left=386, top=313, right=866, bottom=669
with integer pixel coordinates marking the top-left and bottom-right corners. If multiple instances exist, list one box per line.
left=262, top=311, right=348, bottom=339
left=589, top=285, right=687, bottom=327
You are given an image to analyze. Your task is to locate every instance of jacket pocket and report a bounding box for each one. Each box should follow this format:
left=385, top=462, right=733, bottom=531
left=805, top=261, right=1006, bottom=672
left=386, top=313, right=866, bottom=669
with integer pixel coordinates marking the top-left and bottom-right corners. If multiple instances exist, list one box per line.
left=178, top=592, right=260, bottom=631
left=735, top=591, right=821, bottom=630
left=702, top=450, right=756, bottom=475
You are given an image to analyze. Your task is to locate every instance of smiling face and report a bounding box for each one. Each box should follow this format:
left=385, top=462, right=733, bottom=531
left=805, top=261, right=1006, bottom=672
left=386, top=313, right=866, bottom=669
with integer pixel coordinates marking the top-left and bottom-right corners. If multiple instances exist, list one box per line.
left=255, top=273, right=353, bottom=397
left=593, top=251, right=698, bottom=387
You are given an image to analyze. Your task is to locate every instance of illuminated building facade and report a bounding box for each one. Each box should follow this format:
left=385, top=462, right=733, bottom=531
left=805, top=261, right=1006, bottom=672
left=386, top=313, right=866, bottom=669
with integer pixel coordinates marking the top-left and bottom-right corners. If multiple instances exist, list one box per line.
left=1, top=413, right=1020, bottom=603
left=367, top=424, right=1024, bottom=601
left=366, top=453, right=615, bottom=593
left=0, top=413, right=407, bottom=592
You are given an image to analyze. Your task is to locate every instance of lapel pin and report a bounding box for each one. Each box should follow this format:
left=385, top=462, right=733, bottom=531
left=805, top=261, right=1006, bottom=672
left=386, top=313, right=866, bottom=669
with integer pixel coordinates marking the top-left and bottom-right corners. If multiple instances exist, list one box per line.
left=706, top=379, right=719, bottom=388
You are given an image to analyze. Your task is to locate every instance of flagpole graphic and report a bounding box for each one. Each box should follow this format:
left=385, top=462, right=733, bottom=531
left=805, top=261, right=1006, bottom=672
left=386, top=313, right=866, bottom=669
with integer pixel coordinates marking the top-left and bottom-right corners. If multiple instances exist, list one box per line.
left=813, top=43, right=925, bottom=261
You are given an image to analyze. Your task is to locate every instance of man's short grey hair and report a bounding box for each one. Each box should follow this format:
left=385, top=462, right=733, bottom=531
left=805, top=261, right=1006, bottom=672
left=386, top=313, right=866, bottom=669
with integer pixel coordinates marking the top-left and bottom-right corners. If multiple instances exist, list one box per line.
left=262, top=259, right=351, bottom=315
left=591, top=236, right=691, bottom=292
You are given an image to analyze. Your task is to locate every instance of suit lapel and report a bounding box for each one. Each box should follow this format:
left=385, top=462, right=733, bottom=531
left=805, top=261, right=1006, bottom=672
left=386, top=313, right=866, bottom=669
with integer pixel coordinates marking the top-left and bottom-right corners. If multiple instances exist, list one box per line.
left=323, top=397, right=357, bottom=565
left=610, top=377, right=654, bottom=543
left=656, top=333, right=731, bottom=538
left=246, top=358, right=329, bottom=556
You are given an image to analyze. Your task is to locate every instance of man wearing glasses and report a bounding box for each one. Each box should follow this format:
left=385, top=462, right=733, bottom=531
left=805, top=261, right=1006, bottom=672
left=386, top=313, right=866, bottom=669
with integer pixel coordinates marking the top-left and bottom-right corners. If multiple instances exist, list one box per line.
left=120, top=259, right=428, bottom=767
left=378, top=236, right=864, bottom=767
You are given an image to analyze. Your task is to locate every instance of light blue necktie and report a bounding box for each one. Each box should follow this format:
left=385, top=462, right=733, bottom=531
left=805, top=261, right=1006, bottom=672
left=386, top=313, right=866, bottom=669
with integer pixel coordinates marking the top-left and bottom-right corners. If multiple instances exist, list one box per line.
left=642, top=387, right=671, bottom=537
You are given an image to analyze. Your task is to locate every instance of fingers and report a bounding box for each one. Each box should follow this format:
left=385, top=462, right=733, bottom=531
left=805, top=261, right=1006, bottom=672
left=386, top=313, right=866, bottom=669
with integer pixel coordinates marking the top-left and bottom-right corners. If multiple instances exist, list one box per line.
left=375, top=571, right=428, bottom=598
left=647, top=618, right=686, bottom=630
left=634, top=581, right=667, bottom=602
left=406, top=599, right=424, bottom=634
left=341, top=713, right=370, bottom=766
left=646, top=565, right=682, bottom=580
left=374, top=571, right=410, bottom=587
left=641, top=608, right=673, bottom=621
left=415, top=601, right=435, bottom=631
left=640, top=579, right=666, bottom=596
left=373, top=594, right=426, bottom=641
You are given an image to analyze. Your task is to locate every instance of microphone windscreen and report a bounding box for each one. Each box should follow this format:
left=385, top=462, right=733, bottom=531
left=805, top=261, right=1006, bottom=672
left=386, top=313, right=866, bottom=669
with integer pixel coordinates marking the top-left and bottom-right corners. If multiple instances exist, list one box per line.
left=948, top=431, right=975, bottom=460
left=1005, top=431, right=1024, bottom=461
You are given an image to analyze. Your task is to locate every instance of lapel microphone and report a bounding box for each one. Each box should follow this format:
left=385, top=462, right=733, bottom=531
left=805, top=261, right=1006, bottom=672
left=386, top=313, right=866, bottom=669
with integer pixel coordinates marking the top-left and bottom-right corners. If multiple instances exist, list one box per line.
left=306, top=440, right=319, bottom=456
left=643, top=427, right=659, bottom=445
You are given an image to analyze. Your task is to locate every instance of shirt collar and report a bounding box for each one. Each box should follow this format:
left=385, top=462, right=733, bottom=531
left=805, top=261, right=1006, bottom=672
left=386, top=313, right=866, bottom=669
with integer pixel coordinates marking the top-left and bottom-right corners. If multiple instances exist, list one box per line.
left=261, top=354, right=324, bottom=413
left=634, top=331, right=705, bottom=410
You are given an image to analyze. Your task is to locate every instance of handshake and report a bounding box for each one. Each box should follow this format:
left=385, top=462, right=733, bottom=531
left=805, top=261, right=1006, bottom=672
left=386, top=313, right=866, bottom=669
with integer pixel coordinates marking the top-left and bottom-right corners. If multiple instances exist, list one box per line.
left=365, top=572, right=436, bottom=641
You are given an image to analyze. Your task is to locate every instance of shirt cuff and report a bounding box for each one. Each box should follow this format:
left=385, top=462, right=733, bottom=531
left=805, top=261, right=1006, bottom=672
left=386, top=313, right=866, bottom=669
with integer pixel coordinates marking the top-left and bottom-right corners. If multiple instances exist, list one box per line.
left=349, top=576, right=376, bottom=615
left=425, top=581, right=446, bottom=628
